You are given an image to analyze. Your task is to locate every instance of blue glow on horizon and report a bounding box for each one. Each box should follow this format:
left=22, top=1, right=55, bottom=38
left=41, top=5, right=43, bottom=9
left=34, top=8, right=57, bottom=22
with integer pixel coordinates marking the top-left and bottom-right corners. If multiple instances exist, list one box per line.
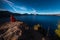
left=0, top=0, right=60, bottom=14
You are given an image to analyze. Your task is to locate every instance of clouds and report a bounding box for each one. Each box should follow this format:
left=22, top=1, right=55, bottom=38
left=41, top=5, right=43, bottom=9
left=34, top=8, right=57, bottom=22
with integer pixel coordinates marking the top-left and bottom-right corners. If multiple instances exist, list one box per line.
left=1, top=0, right=60, bottom=14
left=31, top=9, right=38, bottom=14
left=14, top=6, right=38, bottom=14
left=3, top=0, right=17, bottom=12
left=15, top=6, right=27, bottom=11
left=3, top=0, right=29, bottom=13
left=19, top=6, right=27, bottom=11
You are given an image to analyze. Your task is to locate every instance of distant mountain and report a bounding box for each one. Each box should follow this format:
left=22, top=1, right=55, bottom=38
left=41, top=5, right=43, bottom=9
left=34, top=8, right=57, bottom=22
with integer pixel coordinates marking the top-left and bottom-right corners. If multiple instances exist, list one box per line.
left=0, top=11, right=21, bottom=18
left=0, top=11, right=60, bottom=18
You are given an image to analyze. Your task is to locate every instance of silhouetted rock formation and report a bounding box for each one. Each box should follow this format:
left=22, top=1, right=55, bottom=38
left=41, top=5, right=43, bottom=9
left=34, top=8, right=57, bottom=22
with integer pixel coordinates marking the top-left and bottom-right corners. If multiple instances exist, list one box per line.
left=0, top=11, right=21, bottom=18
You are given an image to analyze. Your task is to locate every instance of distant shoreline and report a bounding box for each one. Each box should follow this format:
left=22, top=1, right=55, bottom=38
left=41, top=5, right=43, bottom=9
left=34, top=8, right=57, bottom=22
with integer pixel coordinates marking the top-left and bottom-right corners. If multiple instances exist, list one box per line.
left=0, top=11, right=60, bottom=17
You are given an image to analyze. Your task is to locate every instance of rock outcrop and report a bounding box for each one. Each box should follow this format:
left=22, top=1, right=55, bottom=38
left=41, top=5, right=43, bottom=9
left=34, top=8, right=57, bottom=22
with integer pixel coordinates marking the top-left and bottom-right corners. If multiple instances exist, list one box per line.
left=0, top=21, right=28, bottom=40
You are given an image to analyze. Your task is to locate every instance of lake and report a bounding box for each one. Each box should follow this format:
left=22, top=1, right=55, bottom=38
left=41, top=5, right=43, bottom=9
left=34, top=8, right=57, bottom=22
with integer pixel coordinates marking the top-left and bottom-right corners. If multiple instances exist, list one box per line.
left=15, top=15, right=60, bottom=31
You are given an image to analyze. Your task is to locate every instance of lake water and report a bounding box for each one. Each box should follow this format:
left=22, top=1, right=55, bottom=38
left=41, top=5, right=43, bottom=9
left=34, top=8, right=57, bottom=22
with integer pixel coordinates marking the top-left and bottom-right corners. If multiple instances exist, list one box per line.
left=15, top=15, right=60, bottom=31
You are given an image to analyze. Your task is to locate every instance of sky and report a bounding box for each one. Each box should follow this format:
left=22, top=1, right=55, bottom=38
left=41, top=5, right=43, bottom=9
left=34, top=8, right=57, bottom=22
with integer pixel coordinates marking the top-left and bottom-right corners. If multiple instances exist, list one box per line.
left=0, top=0, right=60, bottom=14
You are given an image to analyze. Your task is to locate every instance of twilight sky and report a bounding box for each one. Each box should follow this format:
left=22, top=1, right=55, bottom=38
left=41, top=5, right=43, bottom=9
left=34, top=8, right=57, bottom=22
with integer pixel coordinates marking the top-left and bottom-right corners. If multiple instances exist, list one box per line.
left=0, top=0, right=60, bottom=14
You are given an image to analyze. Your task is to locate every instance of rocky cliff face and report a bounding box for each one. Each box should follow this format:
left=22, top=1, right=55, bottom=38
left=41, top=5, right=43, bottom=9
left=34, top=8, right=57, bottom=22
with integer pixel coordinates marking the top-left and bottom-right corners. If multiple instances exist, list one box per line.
left=0, top=21, right=29, bottom=40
